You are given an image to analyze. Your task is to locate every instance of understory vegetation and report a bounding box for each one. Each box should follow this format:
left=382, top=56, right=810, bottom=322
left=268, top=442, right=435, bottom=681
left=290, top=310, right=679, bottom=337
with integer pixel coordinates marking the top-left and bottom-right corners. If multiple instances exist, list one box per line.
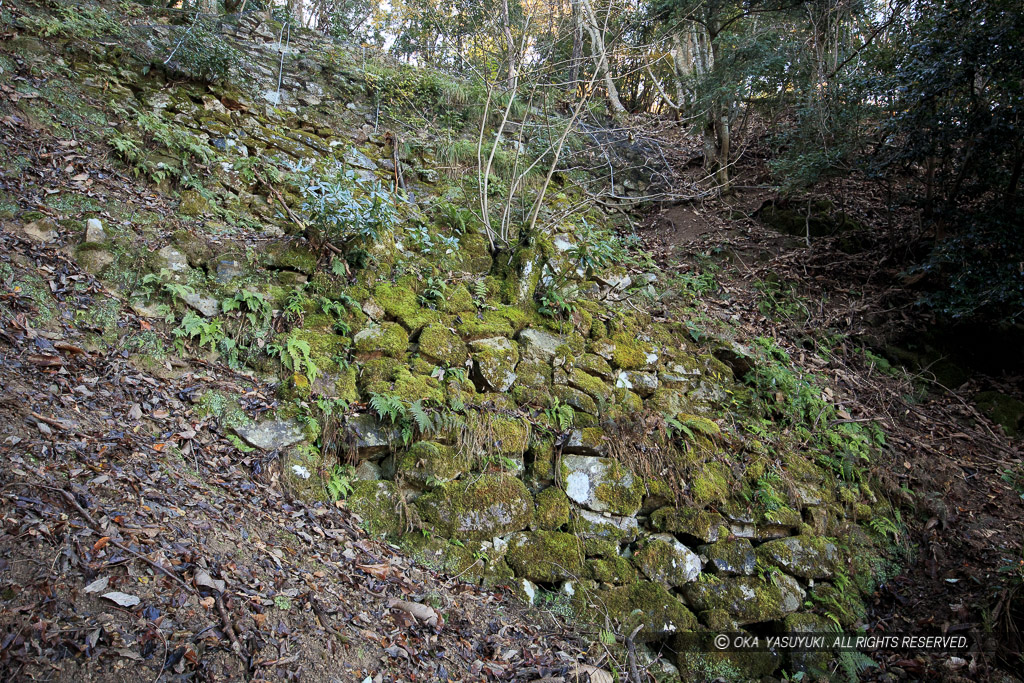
left=0, top=0, right=1021, bottom=681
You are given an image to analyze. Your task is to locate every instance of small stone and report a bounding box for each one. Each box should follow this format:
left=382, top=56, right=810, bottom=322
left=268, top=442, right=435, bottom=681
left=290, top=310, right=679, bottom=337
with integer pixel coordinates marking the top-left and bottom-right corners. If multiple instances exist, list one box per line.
left=756, top=535, right=839, bottom=579
left=183, top=292, right=220, bottom=317
left=470, top=336, right=519, bottom=392
left=215, top=259, right=246, bottom=283
left=344, top=147, right=378, bottom=171
left=157, top=245, right=189, bottom=273
left=233, top=419, right=305, bottom=451
left=85, top=218, right=107, bottom=242
left=14, top=219, right=57, bottom=243
left=361, top=300, right=385, bottom=321
left=353, top=460, right=381, bottom=481
left=700, top=538, right=756, bottom=576
left=348, top=413, right=399, bottom=456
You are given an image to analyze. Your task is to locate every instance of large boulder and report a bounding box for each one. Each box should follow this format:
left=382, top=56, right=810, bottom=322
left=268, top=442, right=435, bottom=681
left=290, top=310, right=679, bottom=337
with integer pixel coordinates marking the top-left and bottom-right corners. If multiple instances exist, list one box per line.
left=632, top=534, right=702, bottom=587
left=469, top=336, right=519, bottom=392
left=393, top=441, right=468, bottom=488
left=588, top=581, right=698, bottom=642
left=418, top=323, right=469, bottom=367
left=683, top=575, right=805, bottom=625
left=415, top=473, right=534, bottom=541
left=505, top=531, right=585, bottom=583
left=756, top=535, right=839, bottom=579
left=650, top=507, right=729, bottom=543
left=233, top=419, right=304, bottom=451
left=561, top=456, right=644, bottom=516
left=517, top=328, right=565, bottom=364
left=700, top=538, right=756, bottom=576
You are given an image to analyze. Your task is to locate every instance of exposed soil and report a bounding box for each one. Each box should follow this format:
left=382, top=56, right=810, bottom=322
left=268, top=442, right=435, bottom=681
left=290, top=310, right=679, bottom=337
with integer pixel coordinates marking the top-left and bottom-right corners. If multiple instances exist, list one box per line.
left=633, top=166, right=1024, bottom=681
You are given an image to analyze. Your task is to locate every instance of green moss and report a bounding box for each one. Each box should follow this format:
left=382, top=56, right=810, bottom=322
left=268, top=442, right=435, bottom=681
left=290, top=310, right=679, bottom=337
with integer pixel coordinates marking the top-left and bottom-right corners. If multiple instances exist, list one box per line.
left=373, top=281, right=438, bottom=332
left=609, top=333, right=650, bottom=370
left=590, top=581, right=698, bottom=642
left=568, top=368, right=613, bottom=406
left=456, top=310, right=514, bottom=339
left=593, top=461, right=645, bottom=516
left=392, top=366, right=445, bottom=404
left=178, top=189, right=209, bottom=216
left=195, top=390, right=252, bottom=430
left=527, top=437, right=556, bottom=483
left=587, top=556, right=637, bottom=585
left=690, top=460, right=730, bottom=505
left=534, top=486, right=570, bottom=530
left=650, top=507, right=728, bottom=543
left=456, top=231, right=492, bottom=274
left=334, top=366, right=360, bottom=402
left=576, top=353, right=612, bottom=379
left=552, top=385, right=598, bottom=415
left=287, top=328, right=348, bottom=374
left=505, top=531, right=584, bottom=582
left=264, top=241, right=318, bottom=274
left=438, top=283, right=475, bottom=313
left=490, top=415, right=531, bottom=455
left=395, top=441, right=467, bottom=488
left=346, top=480, right=406, bottom=539
left=397, top=533, right=480, bottom=578
left=414, top=473, right=534, bottom=541
left=353, top=321, right=409, bottom=359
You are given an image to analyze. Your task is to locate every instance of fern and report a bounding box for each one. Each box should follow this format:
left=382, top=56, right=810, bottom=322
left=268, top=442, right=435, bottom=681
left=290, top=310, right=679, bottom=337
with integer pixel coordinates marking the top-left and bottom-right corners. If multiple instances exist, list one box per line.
left=327, top=465, right=355, bottom=500
left=268, top=334, right=319, bottom=384
left=409, top=400, right=433, bottom=435
left=369, top=393, right=406, bottom=424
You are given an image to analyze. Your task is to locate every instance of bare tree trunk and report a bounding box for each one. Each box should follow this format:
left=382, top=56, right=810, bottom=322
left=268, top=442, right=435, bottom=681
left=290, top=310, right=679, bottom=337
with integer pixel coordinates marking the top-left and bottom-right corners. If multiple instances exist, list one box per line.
left=569, top=0, right=583, bottom=88
left=500, top=0, right=518, bottom=91
left=579, top=0, right=626, bottom=117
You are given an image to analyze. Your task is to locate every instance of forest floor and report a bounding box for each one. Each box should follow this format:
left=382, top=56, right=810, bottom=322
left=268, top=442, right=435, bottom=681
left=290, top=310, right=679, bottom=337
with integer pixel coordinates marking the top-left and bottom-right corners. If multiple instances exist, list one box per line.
left=636, top=160, right=1024, bottom=682
left=1, top=34, right=1022, bottom=681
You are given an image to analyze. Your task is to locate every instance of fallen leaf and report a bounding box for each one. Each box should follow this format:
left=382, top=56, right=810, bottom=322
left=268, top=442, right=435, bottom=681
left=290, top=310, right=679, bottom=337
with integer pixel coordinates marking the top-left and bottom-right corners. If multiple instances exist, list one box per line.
left=102, top=591, right=141, bottom=607
left=93, top=536, right=111, bottom=551
left=83, top=577, right=109, bottom=594
left=193, top=570, right=226, bottom=593
left=572, top=665, right=613, bottom=683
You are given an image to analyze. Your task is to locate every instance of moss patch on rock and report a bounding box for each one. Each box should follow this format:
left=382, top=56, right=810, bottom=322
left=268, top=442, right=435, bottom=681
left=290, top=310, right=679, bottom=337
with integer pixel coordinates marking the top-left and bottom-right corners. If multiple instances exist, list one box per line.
left=415, top=473, right=534, bottom=541
left=505, top=531, right=584, bottom=582
left=534, top=486, right=571, bottom=530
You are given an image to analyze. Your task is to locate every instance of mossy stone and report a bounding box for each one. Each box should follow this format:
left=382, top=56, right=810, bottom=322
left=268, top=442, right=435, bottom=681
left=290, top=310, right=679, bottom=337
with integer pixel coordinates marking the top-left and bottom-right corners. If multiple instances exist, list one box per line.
left=632, top=534, right=702, bottom=587
left=457, top=310, right=514, bottom=340
left=689, top=460, right=730, bottom=505
left=505, top=531, right=584, bottom=582
left=347, top=480, right=406, bottom=539
left=391, top=366, right=445, bottom=404
left=649, top=507, right=728, bottom=543
left=755, top=535, right=839, bottom=579
left=437, top=283, right=475, bottom=313
left=534, top=486, right=570, bottom=530
left=490, top=415, right=531, bottom=455
left=561, top=455, right=643, bottom=516
left=590, top=581, right=698, bottom=642
left=682, top=574, right=804, bottom=625
left=552, top=385, right=598, bottom=416
left=701, top=538, right=756, bottom=576
left=569, top=509, right=639, bottom=543
left=394, top=441, right=467, bottom=488
left=470, top=336, right=519, bottom=392
left=577, top=353, right=613, bottom=379
left=373, top=281, right=437, bottom=332
left=609, top=333, right=650, bottom=370
left=587, top=556, right=637, bottom=585
left=457, top=231, right=492, bottom=274
left=263, top=240, right=318, bottom=274
left=414, top=473, right=533, bottom=541
left=353, top=321, right=409, bottom=359
left=568, top=368, right=613, bottom=406
left=975, top=391, right=1024, bottom=437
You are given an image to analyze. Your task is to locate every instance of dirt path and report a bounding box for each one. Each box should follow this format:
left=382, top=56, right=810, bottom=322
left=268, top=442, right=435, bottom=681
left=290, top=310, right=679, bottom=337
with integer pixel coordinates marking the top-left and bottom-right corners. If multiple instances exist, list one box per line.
left=636, top=188, right=1024, bottom=681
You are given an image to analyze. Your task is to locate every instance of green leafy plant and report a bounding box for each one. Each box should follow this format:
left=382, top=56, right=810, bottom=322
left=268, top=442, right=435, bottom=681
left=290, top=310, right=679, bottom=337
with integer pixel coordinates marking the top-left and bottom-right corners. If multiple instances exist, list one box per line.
left=327, top=464, right=355, bottom=500
left=173, top=311, right=224, bottom=352
left=544, top=398, right=575, bottom=431
left=268, top=334, right=320, bottom=384
left=297, top=162, right=397, bottom=258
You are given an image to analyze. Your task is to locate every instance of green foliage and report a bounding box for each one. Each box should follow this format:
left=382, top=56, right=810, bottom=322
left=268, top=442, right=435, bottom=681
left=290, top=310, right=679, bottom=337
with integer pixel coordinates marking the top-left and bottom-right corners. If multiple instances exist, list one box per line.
left=327, top=464, right=356, bottom=500
left=268, top=334, right=320, bottom=384
left=296, top=162, right=397, bottom=258
left=161, top=15, right=243, bottom=84
left=21, top=2, right=123, bottom=39
left=543, top=398, right=575, bottom=432
left=565, top=220, right=620, bottom=276
left=111, top=109, right=215, bottom=186
left=222, top=289, right=271, bottom=328
left=173, top=311, right=224, bottom=352
left=754, top=278, right=808, bottom=321
left=369, top=392, right=406, bottom=425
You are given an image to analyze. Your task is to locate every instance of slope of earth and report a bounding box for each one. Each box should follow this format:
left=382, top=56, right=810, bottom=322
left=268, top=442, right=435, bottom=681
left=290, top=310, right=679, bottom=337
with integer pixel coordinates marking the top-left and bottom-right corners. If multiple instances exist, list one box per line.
left=0, top=233, right=603, bottom=681
left=638, top=168, right=1024, bottom=681
left=4, top=1, right=1021, bottom=682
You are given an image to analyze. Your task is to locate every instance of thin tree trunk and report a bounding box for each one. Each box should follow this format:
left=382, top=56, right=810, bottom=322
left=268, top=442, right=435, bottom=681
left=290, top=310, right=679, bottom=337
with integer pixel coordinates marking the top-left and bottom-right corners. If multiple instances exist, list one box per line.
left=569, top=0, right=583, bottom=88
left=500, top=0, right=517, bottom=91
left=579, top=0, right=626, bottom=116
